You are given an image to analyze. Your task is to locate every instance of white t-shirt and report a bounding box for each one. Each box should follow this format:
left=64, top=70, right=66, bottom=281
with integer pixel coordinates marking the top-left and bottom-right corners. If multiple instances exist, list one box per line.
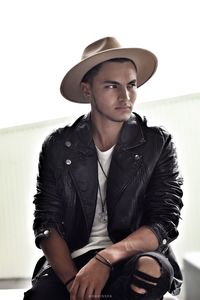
left=71, top=145, right=114, bottom=258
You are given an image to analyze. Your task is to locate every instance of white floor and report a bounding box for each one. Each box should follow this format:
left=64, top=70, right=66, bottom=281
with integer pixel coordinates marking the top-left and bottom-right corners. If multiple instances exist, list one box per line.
left=0, top=289, right=180, bottom=300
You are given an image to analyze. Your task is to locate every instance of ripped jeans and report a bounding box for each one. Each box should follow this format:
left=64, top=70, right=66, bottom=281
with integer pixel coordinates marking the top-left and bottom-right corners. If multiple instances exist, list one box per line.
left=106, top=251, right=174, bottom=300
left=24, top=250, right=174, bottom=300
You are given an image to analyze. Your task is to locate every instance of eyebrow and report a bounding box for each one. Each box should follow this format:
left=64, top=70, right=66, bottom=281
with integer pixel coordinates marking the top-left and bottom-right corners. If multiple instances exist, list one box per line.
left=103, top=79, right=137, bottom=85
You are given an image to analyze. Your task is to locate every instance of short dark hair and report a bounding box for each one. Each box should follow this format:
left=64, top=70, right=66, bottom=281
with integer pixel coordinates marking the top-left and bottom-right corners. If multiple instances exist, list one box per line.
left=81, top=58, right=136, bottom=84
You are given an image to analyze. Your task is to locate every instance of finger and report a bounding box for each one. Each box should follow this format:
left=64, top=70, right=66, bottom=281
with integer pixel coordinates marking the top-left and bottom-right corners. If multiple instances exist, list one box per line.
left=93, top=287, right=102, bottom=299
left=85, top=287, right=94, bottom=300
left=76, top=284, right=88, bottom=300
left=70, top=281, right=79, bottom=300
left=66, top=280, right=74, bottom=292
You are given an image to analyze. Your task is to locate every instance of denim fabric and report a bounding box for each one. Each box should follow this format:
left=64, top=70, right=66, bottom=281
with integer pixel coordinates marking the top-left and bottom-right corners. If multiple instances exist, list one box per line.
left=108, top=252, right=174, bottom=300
left=24, top=250, right=174, bottom=300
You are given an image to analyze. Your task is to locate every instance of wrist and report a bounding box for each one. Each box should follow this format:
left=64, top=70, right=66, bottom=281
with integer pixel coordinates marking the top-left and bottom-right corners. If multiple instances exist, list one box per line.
left=64, top=275, right=76, bottom=290
left=98, top=248, right=117, bottom=265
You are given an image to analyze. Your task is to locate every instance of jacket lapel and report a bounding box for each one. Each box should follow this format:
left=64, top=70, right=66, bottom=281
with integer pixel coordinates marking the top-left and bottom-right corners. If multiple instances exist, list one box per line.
left=64, top=115, right=98, bottom=232
left=106, top=114, right=146, bottom=216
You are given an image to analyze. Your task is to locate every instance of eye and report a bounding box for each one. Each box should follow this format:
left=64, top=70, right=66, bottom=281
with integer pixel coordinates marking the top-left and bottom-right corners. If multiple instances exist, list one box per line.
left=128, top=81, right=137, bottom=89
left=106, top=84, right=117, bottom=89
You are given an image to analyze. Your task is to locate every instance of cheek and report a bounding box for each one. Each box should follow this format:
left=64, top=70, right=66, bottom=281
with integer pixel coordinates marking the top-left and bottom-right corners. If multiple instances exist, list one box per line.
left=130, top=89, right=137, bottom=102
left=94, top=90, right=113, bottom=104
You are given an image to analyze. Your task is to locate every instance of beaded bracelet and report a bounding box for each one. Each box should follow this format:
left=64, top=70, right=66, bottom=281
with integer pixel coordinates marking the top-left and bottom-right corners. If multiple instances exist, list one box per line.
left=95, top=252, right=113, bottom=271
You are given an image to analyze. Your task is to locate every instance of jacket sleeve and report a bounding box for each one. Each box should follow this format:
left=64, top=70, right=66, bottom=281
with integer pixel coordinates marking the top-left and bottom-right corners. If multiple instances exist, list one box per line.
left=143, top=128, right=183, bottom=252
left=33, top=132, right=65, bottom=248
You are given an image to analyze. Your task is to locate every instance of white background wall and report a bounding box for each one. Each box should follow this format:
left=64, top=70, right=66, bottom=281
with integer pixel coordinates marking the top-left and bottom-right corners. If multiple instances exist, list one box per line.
left=0, top=0, right=200, bottom=128
left=0, top=117, right=71, bottom=278
left=0, top=93, right=199, bottom=278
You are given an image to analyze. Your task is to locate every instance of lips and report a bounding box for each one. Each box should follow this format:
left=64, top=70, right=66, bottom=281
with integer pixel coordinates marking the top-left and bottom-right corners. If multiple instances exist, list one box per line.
left=115, top=106, right=131, bottom=110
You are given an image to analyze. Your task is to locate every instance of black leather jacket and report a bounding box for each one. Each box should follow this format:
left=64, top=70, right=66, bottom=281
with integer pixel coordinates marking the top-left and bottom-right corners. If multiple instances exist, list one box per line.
left=33, top=113, right=183, bottom=294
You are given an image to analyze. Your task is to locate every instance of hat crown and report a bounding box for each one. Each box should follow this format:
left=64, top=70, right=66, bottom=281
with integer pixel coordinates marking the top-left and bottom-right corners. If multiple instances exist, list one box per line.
left=81, top=37, right=121, bottom=60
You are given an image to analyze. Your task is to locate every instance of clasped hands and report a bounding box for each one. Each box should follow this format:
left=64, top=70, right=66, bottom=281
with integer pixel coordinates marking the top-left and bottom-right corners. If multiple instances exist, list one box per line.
left=67, top=256, right=111, bottom=300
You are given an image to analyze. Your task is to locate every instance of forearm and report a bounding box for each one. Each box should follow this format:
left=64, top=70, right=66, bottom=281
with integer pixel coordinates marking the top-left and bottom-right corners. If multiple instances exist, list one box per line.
left=40, top=228, right=77, bottom=284
left=99, top=226, right=159, bottom=264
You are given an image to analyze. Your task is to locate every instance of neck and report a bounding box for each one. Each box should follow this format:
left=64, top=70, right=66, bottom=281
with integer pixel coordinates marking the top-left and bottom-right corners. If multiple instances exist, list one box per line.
left=91, top=114, right=123, bottom=151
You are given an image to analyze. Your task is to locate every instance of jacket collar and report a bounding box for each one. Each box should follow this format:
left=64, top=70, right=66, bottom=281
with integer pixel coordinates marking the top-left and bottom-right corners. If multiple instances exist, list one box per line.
left=117, top=113, right=146, bottom=150
left=69, top=114, right=94, bottom=155
left=73, top=112, right=146, bottom=153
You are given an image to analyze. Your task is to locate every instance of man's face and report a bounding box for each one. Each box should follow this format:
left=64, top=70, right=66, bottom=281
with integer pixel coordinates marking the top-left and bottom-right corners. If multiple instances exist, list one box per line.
left=82, top=61, right=137, bottom=123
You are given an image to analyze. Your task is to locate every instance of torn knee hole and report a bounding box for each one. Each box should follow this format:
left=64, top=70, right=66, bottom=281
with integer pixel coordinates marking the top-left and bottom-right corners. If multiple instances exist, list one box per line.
left=136, top=255, right=161, bottom=276
left=130, top=269, right=160, bottom=293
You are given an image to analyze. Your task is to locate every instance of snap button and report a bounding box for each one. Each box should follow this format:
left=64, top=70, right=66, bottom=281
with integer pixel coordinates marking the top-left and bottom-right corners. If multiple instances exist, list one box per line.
left=134, top=154, right=140, bottom=160
left=44, top=230, right=49, bottom=236
left=162, top=239, right=167, bottom=245
left=65, top=159, right=71, bottom=165
left=65, top=141, right=71, bottom=147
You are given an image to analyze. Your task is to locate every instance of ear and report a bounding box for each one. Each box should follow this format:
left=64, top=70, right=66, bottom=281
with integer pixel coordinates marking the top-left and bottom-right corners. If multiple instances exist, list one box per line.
left=80, top=82, right=92, bottom=101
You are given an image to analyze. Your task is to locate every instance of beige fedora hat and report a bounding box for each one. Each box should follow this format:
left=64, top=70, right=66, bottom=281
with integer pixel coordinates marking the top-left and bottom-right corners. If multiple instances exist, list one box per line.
left=60, top=37, right=157, bottom=103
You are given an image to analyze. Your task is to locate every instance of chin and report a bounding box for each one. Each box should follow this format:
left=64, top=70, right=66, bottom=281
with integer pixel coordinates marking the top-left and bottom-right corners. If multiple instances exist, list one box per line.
left=117, top=112, right=132, bottom=121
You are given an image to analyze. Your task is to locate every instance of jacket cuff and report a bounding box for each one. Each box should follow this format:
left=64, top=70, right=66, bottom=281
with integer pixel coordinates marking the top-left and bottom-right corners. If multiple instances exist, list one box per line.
left=147, top=224, right=170, bottom=253
left=34, top=222, right=65, bottom=248
left=35, top=227, right=52, bottom=248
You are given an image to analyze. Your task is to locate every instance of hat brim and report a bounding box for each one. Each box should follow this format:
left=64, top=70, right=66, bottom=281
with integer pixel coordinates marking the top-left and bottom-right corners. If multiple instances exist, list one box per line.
left=60, top=48, right=157, bottom=103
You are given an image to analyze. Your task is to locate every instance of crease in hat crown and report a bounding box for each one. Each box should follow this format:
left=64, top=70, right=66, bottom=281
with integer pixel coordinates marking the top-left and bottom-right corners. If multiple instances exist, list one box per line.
left=60, top=36, right=158, bottom=103
left=81, top=37, right=122, bottom=60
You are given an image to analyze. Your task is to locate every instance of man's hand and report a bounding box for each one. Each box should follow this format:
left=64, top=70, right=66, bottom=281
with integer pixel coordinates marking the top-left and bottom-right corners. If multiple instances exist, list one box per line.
left=69, top=257, right=111, bottom=300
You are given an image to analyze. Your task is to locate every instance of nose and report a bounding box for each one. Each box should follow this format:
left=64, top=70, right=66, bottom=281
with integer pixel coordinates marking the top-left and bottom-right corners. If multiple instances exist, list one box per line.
left=118, top=87, right=131, bottom=101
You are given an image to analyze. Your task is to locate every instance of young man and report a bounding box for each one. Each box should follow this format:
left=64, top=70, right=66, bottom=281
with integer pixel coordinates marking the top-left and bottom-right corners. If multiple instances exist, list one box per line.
left=24, top=37, right=183, bottom=300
